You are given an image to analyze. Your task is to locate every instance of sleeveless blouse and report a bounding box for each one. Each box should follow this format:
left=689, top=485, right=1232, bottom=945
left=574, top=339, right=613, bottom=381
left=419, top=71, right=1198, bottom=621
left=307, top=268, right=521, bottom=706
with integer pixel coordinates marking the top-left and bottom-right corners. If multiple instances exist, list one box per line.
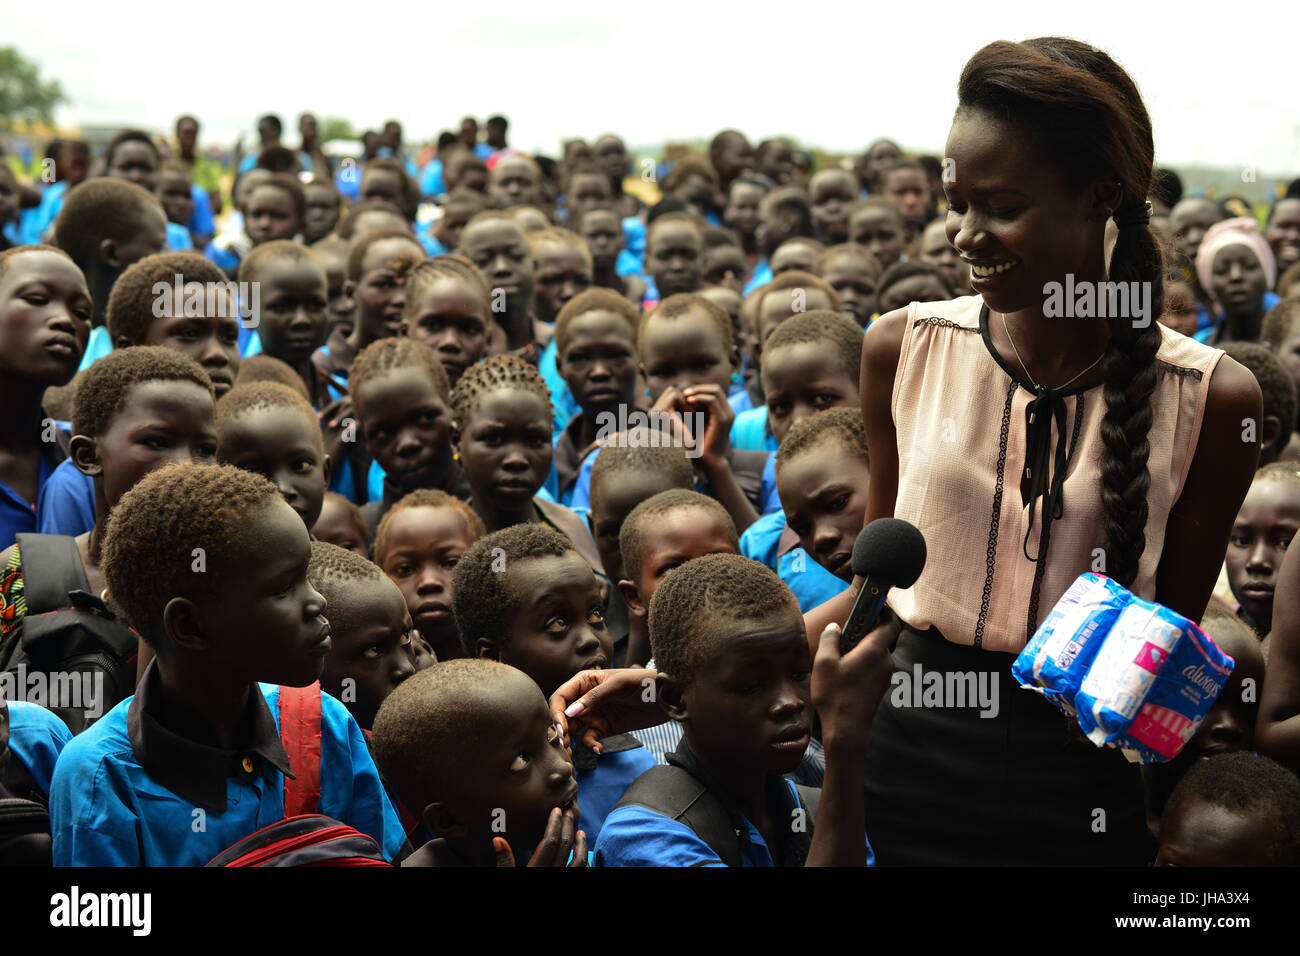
left=889, top=296, right=1222, bottom=654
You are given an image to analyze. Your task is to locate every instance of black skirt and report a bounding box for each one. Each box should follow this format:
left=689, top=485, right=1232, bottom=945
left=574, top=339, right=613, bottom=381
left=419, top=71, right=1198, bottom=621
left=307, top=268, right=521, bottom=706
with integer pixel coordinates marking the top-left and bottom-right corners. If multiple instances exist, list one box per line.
left=861, top=626, right=1154, bottom=866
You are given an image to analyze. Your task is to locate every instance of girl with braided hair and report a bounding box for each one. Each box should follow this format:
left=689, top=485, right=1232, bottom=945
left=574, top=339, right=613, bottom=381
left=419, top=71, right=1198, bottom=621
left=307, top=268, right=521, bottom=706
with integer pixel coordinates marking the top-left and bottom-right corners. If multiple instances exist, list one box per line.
left=805, top=38, right=1262, bottom=865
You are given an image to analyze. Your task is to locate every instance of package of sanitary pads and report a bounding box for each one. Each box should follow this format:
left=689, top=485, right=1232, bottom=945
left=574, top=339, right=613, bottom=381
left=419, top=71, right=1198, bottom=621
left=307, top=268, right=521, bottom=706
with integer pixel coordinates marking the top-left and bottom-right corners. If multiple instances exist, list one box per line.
left=1012, top=573, right=1235, bottom=763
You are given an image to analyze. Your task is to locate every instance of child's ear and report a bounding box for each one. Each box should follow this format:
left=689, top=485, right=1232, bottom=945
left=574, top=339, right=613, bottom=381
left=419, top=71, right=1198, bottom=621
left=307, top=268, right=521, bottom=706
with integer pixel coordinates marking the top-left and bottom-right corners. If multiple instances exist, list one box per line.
left=69, top=435, right=102, bottom=478
left=474, top=637, right=501, bottom=661
left=656, top=673, right=688, bottom=722
left=1262, top=415, right=1281, bottom=454
left=618, top=579, right=646, bottom=618
left=98, top=237, right=122, bottom=269
left=162, top=596, right=208, bottom=652
left=422, top=801, right=467, bottom=840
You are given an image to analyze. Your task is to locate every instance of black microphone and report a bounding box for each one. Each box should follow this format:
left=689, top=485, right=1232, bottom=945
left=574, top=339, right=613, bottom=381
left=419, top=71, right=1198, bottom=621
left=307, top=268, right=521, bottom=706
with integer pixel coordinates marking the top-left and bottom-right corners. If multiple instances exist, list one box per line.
left=839, top=518, right=927, bottom=654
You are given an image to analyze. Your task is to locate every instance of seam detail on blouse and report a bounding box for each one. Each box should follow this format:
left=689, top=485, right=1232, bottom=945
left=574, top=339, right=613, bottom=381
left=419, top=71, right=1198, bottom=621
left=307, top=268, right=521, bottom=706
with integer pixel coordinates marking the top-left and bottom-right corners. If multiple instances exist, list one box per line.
left=913, top=317, right=980, bottom=332
left=976, top=378, right=1018, bottom=649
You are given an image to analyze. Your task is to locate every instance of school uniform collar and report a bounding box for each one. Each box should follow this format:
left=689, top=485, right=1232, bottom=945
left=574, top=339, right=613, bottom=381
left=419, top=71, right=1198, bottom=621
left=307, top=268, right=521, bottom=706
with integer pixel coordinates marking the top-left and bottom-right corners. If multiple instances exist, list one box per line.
left=776, top=520, right=801, bottom=558
left=534, top=496, right=608, bottom=581
left=554, top=415, right=594, bottom=497
left=127, top=660, right=293, bottom=812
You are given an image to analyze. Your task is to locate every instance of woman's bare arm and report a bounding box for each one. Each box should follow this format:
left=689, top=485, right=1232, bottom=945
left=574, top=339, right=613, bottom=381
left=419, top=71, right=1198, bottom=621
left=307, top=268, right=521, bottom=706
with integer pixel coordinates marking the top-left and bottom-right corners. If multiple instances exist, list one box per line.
left=1154, top=355, right=1261, bottom=622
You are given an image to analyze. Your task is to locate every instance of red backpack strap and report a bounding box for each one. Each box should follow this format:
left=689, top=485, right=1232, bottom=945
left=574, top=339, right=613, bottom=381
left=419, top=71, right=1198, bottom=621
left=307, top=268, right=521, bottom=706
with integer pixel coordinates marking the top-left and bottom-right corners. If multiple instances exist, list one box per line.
left=279, top=683, right=323, bottom=817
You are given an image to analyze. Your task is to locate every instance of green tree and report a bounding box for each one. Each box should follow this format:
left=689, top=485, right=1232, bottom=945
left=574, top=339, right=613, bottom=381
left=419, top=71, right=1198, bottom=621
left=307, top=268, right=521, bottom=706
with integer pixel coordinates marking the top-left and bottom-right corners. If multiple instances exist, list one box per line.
left=321, top=117, right=355, bottom=141
left=0, top=47, right=67, bottom=126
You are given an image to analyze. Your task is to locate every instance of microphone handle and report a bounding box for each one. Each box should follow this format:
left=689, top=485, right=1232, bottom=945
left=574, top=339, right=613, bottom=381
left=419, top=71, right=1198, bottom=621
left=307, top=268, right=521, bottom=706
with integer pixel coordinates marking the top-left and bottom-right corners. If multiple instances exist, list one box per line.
left=840, top=577, right=889, bottom=654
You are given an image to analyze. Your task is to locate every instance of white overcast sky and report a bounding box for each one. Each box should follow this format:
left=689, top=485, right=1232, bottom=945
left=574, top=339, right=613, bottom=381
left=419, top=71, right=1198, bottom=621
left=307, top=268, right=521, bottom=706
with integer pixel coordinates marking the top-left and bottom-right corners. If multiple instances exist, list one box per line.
left=5, top=0, right=1298, bottom=175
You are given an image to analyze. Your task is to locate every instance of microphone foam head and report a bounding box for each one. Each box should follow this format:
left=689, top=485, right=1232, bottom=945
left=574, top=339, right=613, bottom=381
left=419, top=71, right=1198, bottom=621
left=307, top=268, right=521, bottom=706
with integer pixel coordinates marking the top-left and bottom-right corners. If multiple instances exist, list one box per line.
left=851, top=518, right=927, bottom=588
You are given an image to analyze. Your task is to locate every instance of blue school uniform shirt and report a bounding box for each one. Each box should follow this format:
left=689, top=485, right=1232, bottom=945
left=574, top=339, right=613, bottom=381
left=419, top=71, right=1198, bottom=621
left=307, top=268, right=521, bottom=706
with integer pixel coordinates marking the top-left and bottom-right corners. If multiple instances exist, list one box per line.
left=336, top=164, right=362, bottom=202
left=49, top=678, right=406, bottom=866
left=21, top=180, right=67, bottom=245
left=538, top=340, right=581, bottom=437
left=574, top=739, right=656, bottom=846
left=189, top=185, right=215, bottom=238
left=241, top=328, right=263, bottom=357
left=36, top=458, right=96, bottom=537
left=4, top=700, right=73, bottom=799
left=594, top=778, right=874, bottom=867
left=0, top=455, right=55, bottom=552
left=1194, top=292, right=1280, bottom=343
left=622, top=217, right=645, bottom=268
left=727, top=383, right=755, bottom=416
left=76, top=325, right=114, bottom=372
left=617, top=249, right=642, bottom=278
left=420, top=226, right=449, bottom=257
left=740, top=508, right=787, bottom=569
left=419, top=159, right=446, bottom=199
left=743, top=259, right=772, bottom=295
left=166, top=222, right=193, bottom=251
left=204, top=239, right=241, bottom=275
left=731, top=405, right=777, bottom=453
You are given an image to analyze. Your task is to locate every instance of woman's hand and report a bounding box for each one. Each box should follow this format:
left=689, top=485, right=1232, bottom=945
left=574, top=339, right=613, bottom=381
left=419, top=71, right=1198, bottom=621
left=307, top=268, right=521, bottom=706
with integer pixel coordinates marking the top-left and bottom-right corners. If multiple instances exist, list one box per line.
left=549, top=667, right=664, bottom=753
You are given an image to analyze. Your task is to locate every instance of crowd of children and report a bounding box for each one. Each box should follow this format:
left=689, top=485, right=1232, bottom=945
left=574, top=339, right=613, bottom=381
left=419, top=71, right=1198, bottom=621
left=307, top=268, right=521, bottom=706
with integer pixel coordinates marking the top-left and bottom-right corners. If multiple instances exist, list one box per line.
left=4, top=35, right=1300, bottom=869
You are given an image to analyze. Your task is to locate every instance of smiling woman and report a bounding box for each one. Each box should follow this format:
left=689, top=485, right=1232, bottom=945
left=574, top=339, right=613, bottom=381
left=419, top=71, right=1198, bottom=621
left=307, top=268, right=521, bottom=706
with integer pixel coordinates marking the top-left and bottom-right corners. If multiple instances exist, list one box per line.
left=800, top=37, right=1264, bottom=866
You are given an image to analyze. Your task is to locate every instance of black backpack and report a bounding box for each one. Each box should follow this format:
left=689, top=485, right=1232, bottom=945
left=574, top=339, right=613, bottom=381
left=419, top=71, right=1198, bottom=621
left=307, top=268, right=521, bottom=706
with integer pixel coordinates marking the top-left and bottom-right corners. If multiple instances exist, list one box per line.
left=0, top=534, right=139, bottom=734
left=612, top=741, right=820, bottom=867
left=0, top=795, right=51, bottom=867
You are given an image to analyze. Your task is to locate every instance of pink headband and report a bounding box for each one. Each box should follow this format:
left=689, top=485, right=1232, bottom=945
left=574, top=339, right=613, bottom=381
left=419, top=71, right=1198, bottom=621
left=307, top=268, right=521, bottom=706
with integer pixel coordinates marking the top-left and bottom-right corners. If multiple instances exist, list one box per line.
left=1195, top=217, right=1277, bottom=296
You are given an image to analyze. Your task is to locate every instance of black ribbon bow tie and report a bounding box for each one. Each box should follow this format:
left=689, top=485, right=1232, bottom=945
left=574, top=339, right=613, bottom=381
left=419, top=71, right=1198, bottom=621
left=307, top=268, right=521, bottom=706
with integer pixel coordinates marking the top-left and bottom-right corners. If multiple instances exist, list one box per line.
left=1022, top=385, right=1069, bottom=563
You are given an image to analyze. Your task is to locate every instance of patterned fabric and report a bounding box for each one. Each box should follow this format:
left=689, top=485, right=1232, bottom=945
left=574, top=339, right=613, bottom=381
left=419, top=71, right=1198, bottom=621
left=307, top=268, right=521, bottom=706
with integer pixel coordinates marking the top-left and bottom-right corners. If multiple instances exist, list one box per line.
left=0, top=543, right=25, bottom=646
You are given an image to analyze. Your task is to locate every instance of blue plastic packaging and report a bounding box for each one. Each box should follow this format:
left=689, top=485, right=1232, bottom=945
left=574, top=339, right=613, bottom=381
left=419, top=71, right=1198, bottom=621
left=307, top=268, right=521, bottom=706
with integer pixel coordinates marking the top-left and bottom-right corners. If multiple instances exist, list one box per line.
left=1013, top=573, right=1235, bottom=763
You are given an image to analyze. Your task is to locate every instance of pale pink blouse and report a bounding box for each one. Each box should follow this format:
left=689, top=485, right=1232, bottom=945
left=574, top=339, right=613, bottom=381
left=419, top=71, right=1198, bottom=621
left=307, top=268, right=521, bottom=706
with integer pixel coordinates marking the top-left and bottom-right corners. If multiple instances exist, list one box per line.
left=888, top=296, right=1222, bottom=653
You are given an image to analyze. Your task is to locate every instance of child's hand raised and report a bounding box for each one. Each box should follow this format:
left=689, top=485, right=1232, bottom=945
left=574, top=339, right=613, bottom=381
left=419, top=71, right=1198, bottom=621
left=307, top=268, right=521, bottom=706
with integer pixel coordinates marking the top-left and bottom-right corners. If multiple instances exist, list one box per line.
left=681, top=384, right=733, bottom=467
left=811, top=621, right=894, bottom=756
left=648, top=386, right=693, bottom=446
left=492, top=807, right=588, bottom=867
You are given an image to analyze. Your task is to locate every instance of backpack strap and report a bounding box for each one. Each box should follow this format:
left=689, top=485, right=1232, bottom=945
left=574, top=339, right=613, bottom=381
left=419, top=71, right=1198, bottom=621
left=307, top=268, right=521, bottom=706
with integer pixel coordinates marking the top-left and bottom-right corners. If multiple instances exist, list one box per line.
left=279, top=683, right=323, bottom=817
left=14, top=534, right=89, bottom=615
left=612, top=764, right=743, bottom=867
